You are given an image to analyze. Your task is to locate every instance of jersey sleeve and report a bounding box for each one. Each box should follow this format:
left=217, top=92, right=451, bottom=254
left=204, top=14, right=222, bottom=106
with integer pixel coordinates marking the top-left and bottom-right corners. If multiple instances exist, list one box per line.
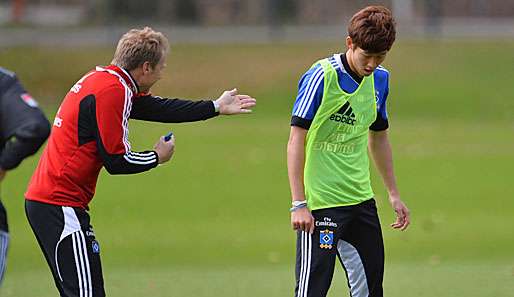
left=369, top=70, right=390, bottom=131
left=0, top=73, right=50, bottom=170
left=130, top=95, right=218, bottom=122
left=94, top=85, right=158, bottom=174
left=290, top=64, right=324, bottom=130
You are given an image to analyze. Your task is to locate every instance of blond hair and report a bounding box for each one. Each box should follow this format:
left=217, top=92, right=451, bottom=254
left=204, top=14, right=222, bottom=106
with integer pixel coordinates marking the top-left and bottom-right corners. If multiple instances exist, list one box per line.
left=112, top=27, right=169, bottom=70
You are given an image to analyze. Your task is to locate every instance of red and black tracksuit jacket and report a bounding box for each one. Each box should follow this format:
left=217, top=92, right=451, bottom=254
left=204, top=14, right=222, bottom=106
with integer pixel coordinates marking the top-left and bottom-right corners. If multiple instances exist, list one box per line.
left=25, top=65, right=217, bottom=209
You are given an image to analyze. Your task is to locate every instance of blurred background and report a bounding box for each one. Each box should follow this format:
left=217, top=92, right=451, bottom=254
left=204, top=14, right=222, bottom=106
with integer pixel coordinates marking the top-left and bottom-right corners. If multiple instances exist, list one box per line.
left=0, top=1, right=513, bottom=296
left=2, top=0, right=514, bottom=44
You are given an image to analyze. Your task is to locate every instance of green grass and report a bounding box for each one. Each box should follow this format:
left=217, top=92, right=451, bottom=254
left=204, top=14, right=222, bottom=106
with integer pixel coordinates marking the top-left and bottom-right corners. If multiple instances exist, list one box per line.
left=3, top=263, right=514, bottom=297
left=1, top=41, right=513, bottom=296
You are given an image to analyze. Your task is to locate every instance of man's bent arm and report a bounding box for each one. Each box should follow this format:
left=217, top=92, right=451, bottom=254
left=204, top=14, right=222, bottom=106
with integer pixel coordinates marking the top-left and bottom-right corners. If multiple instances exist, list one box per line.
left=93, top=87, right=158, bottom=175
left=130, top=95, right=218, bottom=123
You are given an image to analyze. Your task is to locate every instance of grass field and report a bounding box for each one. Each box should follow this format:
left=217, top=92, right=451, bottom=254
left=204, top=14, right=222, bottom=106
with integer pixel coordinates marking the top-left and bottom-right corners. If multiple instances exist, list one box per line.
left=1, top=40, right=513, bottom=296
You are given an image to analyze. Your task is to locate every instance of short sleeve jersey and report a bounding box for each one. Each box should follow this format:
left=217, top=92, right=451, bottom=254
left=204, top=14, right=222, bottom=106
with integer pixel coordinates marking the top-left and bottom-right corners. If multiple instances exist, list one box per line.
left=291, top=53, right=390, bottom=131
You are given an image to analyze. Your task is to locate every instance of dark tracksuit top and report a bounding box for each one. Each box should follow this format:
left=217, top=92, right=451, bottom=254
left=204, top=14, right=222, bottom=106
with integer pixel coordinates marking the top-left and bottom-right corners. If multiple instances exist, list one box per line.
left=25, top=65, right=218, bottom=210
left=0, top=67, right=51, bottom=231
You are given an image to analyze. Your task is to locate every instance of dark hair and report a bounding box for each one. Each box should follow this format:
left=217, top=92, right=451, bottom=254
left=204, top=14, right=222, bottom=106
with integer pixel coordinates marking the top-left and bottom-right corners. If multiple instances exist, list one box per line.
left=348, top=6, right=396, bottom=53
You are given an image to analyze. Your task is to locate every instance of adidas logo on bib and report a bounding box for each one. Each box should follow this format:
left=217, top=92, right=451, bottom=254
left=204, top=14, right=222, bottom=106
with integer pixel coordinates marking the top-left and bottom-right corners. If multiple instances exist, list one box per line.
left=329, top=102, right=356, bottom=125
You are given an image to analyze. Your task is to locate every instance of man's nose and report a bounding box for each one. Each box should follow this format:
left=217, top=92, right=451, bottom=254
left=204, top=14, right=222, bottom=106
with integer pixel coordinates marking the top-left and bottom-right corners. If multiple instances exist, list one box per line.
left=368, top=57, right=379, bottom=68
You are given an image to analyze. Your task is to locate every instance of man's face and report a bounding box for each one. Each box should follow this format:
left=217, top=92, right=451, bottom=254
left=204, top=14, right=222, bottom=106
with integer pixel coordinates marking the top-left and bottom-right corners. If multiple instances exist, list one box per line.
left=140, top=56, right=167, bottom=92
left=346, top=37, right=387, bottom=77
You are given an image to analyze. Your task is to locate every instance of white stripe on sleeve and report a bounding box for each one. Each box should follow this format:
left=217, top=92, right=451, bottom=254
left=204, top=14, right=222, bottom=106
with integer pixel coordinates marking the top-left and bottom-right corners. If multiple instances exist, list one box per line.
left=299, top=69, right=324, bottom=118
left=295, top=66, right=323, bottom=118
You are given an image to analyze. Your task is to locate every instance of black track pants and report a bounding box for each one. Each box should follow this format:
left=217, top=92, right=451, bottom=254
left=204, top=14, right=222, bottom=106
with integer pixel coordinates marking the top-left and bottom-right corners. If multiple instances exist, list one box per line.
left=25, top=200, right=105, bottom=297
left=294, top=199, right=384, bottom=297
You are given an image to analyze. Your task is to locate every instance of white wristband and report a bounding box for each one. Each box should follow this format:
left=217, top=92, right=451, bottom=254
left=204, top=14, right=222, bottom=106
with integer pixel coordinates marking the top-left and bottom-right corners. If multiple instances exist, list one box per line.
left=292, top=200, right=307, bottom=207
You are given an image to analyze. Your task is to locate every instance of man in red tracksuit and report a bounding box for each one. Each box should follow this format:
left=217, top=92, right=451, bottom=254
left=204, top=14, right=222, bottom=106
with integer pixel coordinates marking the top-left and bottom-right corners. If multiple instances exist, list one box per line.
left=24, top=27, right=256, bottom=297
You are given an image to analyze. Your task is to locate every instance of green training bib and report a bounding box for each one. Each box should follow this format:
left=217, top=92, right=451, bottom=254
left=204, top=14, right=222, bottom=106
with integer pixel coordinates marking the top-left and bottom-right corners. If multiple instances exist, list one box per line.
left=304, top=58, right=377, bottom=210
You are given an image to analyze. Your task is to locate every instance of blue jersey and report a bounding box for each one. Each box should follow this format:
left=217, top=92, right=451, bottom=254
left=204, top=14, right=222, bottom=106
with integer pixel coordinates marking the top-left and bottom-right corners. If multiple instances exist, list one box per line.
left=291, top=54, right=389, bottom=131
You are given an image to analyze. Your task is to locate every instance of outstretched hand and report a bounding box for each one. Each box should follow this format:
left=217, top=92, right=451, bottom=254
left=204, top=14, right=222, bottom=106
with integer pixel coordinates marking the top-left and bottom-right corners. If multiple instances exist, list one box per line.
left=215, top=88, right=256, bottom=115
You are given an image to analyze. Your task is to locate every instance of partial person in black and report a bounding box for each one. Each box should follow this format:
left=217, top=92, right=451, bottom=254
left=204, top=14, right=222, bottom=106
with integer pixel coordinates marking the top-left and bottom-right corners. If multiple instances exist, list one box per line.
left=0, top=67, right=50, bottom=286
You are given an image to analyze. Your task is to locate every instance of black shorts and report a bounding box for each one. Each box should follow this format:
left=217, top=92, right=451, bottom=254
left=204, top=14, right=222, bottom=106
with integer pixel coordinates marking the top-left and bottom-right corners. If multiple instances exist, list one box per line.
left=25, top=200, right=105, bottom=297
left=294, top=198, right=384, bottom=297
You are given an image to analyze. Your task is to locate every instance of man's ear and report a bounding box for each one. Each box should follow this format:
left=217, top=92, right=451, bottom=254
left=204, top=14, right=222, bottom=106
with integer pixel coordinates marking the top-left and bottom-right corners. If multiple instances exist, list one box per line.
left=346, top=36, right=354, bottom=51
left=142, top=61, right=152, bottom=74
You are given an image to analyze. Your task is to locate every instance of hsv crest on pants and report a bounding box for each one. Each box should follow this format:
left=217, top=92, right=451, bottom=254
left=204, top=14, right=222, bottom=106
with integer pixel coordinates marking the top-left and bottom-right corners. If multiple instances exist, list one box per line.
left=319, top=229, right=334, bottom=249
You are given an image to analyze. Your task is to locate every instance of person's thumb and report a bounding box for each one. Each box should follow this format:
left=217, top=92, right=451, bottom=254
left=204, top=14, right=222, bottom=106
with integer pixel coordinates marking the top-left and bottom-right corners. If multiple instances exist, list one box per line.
left=228, top=88, right=238, bottom=96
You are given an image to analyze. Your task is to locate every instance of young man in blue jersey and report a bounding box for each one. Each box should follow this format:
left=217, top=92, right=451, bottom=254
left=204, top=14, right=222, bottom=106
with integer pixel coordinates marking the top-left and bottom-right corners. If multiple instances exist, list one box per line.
left=287, top=6, right=410, bottom=297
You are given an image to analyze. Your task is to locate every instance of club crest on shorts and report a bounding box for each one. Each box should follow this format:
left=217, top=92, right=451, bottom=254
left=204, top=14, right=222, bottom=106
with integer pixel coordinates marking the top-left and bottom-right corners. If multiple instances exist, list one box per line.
left=319, top=229, right=334, bottom=249
left=92, top=240, right=100, bottom=254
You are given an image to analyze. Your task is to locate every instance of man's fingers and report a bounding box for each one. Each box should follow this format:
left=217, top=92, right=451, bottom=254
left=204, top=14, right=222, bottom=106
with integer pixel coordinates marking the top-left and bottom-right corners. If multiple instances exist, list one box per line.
left=240, top=104, right=256, bottom=110
left=391, top=216, right=403, bottom=229
left=398, top=208, right=405, bottom=219
left=400, top=219, right=410, bottom=231
left=291, top=218, right=298, bottom=230
left=304, top=221, right=310, bottom=232
left=394, top=220, right=406, bottom=230
left=239, top=98, right=256, bottom=112
left=308, top=221, right=315, bottom=234
left=240, top=102, right=256, bottom=109
left=236, top=94, right=252, bottom=100
left=239, top=98, right=256, bottom=104
left=299, top=222, right=305, bottom=231
left=391, top=208, right=410, bottom=230
left=239, top=99, right=256, bottom=110
left=398, top=212, right=406, bottom=226
left=400, top=213, right=411, bottom=231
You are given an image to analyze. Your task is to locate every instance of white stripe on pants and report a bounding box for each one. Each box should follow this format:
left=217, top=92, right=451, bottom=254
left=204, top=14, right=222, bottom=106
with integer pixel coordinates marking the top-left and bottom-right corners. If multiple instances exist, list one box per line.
left=297, top=231, right=312, bottom=297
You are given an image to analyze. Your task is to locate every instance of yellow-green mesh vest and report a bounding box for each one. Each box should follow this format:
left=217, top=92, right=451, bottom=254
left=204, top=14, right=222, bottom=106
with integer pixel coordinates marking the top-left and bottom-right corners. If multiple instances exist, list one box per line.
left=304, top=58, right=377, bottom=210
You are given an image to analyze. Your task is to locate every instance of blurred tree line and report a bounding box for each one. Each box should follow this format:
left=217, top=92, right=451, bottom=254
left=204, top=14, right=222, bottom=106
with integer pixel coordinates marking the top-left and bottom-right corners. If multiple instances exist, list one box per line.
left=86, top=0, right=298, bottom=25
left=4, top=0, right=514, bottom=26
